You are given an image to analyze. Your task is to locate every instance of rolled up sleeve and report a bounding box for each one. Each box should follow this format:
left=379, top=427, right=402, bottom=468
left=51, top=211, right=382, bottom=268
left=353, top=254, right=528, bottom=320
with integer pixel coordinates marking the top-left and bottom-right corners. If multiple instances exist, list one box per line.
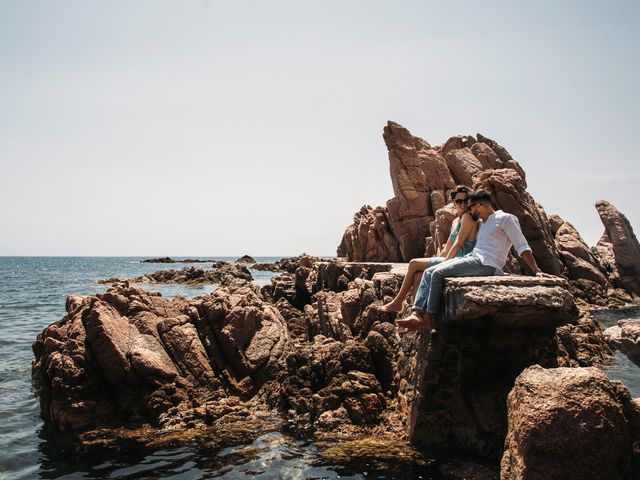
left=502, top=215, right=531, bottom=256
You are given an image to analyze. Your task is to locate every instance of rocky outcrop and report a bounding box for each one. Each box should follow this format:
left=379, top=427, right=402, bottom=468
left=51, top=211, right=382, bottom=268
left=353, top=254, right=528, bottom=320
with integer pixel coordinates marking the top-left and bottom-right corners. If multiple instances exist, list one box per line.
left=338, top=205, right=402, bottom=262
left=141, top=257, right=217, bottom=263
left=596, top=200, right=640, bottom=294
left=604, top=319, right=640, bottom=367
left=501, top=365, right=640, bottom=480
left=402, top=275, right=578, bottom=459
left=32, top=282, right=288, bottom=432
left=99, top=264, right=253, bottom=286
left=235, top=255, right=256, bottom=263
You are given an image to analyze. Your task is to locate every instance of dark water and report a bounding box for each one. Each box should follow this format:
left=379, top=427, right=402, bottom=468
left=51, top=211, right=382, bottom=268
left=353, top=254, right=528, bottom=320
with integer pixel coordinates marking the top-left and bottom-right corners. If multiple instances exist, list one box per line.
left=1, top=257, right=638, bottom=479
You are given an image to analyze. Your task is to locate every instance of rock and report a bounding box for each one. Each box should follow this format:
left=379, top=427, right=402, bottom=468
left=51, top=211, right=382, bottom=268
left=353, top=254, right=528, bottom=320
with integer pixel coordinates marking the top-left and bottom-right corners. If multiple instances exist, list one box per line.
left=235, top=255, right=256, bottom=263
left=476, top=133, right=526, bottom=185
left=501, top=365, right=640, bottom=480
left=142, top=257, right=175, bottom=263
left=472, top=168, right=564, bottom=275
left=556, top=311, right=613, bottom=367
left=339, top=205, right=402, bottom=262
left=441, top=135, right=477, bottom=157
left=31, top=282, right=288, bottom=432
left=604, top=319, right=640, bottom=367
left=551, top=214, right=609, bottom=297
left=444, top=148, right=484, bottom=186
left=383, top=121, right=454, bottom=261
left=404, top=276, right=578, bottom=459
left=595, top=200, right=640, bottom=295
left=428, top=204, right=457, bottom=257
left=438, top=275, right=578, bottom=328
left=278, top=335, right=386, bottom=426
left=100, top=264, right=253, bottom=286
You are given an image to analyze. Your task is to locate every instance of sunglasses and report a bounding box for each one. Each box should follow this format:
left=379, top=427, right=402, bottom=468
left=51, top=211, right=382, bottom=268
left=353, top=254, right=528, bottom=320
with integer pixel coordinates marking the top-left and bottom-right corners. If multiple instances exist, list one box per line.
left=454, top=198, right=468, bottom=205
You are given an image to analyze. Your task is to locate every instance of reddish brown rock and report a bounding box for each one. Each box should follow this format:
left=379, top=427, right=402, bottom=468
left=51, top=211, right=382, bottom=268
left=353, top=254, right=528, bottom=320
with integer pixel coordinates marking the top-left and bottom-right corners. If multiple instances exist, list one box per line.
left=473, top=168, right=564, bottom=275
left=235, top=255, right=256, bottom=263
left=556, top=311, right=613, bottom=367
left=338, top=205, right=402, bottom=262
left=444, top=148, right=483, bottom=186
left=501, top=365, right=640, bottom=480
left=32, top=282, right=288, bottom=432
left=383, top=121, right=455, bottom=261
left=596, top=200, right=640, bottom=295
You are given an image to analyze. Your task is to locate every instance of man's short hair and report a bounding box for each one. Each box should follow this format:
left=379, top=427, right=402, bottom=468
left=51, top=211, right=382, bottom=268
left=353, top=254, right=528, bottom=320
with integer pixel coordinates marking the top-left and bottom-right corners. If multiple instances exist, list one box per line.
left=468, top=189, right=492, bottom=205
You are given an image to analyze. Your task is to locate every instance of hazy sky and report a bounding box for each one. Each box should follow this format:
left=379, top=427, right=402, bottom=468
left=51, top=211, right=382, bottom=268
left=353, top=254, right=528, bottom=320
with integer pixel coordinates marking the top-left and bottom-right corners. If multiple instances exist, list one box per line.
left=1, top=1, right=638, bottom=256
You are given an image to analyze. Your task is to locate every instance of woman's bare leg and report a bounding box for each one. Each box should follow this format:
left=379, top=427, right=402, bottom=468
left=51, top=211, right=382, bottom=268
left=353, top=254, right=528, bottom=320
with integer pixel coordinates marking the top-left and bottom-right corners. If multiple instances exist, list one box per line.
left=379, top=258, right=430, bottom=313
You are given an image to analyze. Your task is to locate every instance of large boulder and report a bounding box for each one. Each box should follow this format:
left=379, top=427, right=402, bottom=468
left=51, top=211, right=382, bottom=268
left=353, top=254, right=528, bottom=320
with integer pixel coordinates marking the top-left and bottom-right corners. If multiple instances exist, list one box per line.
left=595, top=200, right=640, bottom=295
left=501, top=365, right=640, bottom=480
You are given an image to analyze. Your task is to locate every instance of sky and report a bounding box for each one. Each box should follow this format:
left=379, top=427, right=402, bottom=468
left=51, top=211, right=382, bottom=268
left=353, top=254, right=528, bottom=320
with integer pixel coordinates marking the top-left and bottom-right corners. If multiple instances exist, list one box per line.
left=1, top=0, right=638, bottom=256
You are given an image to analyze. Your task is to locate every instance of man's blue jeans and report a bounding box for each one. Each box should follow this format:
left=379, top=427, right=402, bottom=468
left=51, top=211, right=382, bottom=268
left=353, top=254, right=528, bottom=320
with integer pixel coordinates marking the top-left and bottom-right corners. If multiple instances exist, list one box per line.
left=413, top=253, right=496, bottom=314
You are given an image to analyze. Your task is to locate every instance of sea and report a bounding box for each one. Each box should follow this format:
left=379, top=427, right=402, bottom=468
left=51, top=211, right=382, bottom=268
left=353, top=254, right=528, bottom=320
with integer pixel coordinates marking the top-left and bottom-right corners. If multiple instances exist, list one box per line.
left=0, top=257, right=638, bottom=480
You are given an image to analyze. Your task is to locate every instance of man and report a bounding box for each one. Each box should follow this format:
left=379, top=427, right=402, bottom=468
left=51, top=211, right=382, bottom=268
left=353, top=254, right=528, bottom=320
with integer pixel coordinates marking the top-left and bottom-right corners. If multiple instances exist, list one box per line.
left=397, top=188, right=548, bottom=332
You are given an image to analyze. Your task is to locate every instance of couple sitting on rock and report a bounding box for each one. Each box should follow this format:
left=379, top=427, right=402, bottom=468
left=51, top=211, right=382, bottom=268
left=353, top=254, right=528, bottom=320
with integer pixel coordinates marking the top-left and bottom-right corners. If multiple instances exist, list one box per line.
left=380, top=186, right=548, bottom=332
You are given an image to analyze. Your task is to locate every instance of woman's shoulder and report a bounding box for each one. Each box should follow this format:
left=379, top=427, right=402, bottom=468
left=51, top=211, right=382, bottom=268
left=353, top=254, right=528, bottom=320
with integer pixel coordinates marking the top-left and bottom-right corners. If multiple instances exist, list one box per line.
left=460, top=212, right=476, bottom=224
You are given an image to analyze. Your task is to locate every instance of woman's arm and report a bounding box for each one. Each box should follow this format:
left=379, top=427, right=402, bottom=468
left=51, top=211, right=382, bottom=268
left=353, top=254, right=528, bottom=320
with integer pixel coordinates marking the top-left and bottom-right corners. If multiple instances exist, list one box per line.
left=443, top=214, right=474, bottom=261
left=437, top=236, right=452, bottom=257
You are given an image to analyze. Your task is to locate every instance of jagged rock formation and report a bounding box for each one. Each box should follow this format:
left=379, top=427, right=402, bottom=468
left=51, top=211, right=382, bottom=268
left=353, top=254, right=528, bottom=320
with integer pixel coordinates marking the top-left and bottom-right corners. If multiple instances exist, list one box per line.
left=501, top=366, right=640, bottom=480
left=339, top=121, right=640, bottom=303
left=604, top=319, right=640, bottom=367
left=340, top=122, right=527, bottom=263
left=31, top=282, right=288, bottom=432
left=596, top=200, right=640, bottom=294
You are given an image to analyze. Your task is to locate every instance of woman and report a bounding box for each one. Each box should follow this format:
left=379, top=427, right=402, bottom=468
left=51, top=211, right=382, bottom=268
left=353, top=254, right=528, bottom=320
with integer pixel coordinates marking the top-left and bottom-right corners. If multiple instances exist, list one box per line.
left=379, top=185, right=479, bottom=313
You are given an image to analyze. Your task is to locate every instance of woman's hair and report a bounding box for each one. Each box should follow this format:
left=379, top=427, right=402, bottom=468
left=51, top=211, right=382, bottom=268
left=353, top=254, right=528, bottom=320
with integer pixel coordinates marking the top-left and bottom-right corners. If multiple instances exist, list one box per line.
left=450, top=185, right=470, bottom=200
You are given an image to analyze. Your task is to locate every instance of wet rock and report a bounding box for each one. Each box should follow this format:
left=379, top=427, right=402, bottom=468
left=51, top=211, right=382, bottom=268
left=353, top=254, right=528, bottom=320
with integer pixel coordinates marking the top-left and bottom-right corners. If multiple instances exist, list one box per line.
left=604, top=319, right=640, bottom=367
left=501, top=365, right=640, bottom=480
left=596, top=200, right=640, bottom=295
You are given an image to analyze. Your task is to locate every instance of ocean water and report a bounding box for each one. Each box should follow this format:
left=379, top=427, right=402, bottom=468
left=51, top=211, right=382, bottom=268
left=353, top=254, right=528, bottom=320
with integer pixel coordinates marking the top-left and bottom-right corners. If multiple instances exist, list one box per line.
left=0, top=257, right=638, bottom=479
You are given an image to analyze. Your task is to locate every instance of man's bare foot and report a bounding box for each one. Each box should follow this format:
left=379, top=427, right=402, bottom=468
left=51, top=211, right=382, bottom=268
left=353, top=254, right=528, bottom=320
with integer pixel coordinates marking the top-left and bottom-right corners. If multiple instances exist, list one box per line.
left=378, top=300, right=403, bottom=313
left=397, top=312, right=434, bottom=334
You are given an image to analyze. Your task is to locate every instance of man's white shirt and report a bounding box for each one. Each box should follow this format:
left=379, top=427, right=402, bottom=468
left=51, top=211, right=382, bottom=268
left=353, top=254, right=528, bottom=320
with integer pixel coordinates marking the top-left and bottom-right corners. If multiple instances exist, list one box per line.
left=472, top=210, right=531, bottom=273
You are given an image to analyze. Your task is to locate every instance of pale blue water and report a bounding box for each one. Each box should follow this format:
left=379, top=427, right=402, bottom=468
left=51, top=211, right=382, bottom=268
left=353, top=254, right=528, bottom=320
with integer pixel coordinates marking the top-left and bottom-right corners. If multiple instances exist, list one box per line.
left=0, top=257, right=638, bottom=479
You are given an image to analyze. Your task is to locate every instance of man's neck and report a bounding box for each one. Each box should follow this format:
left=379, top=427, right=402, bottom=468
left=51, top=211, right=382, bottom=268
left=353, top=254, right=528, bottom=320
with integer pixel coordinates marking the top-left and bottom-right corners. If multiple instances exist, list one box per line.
left=480, top=208, right=496, bottom=221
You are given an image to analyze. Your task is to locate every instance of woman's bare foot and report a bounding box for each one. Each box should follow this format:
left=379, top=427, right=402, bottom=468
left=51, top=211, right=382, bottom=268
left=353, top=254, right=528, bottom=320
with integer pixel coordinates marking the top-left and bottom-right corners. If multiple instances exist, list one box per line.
left=378, top=300, right=403, bottom=313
